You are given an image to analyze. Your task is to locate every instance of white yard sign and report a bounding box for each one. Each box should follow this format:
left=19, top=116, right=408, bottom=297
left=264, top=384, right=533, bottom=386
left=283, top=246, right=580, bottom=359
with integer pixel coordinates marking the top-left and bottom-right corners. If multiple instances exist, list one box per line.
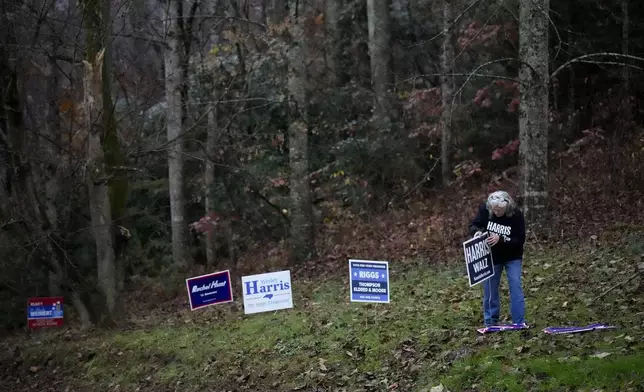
left=241, top=270, right=293, bottom=314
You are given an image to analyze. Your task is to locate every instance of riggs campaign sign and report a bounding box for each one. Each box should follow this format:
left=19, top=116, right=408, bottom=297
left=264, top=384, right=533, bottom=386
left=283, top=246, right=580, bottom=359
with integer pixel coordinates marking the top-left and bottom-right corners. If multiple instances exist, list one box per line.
left=186, top=270, right=233, bottom=310
left=349, top=259, right=390, bottom=303
left=28, top=296, right=64, bottom=329
left=463, top=233, right=495, bottom=287
left=241, top=270, right=293, bottom=314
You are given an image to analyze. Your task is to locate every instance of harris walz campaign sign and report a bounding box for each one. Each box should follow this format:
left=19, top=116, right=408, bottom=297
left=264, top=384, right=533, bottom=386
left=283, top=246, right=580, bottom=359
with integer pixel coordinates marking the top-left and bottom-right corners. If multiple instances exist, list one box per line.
left=186, top=270, right=233, bottom=310
left=463, top=233, right=495, bottom=287
left=28, top=296, right=64, bottom=329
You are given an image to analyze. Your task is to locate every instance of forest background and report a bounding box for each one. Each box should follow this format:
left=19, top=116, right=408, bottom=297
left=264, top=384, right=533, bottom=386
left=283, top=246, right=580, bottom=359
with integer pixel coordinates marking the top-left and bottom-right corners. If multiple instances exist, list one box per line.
left=1, top=0, right=643, bottom=390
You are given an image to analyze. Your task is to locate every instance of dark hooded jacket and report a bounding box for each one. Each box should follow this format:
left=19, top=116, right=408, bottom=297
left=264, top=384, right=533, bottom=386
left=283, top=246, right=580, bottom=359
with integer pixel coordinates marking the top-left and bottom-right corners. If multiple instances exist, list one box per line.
left=468, top=203, right=525, bottom=264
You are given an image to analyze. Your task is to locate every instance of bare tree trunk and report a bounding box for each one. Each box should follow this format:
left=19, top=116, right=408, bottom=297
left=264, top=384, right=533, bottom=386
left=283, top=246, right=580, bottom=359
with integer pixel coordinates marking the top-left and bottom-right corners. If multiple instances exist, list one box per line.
left=42, top=52, right=64, bottom=296
left=287, top=1, right=315, bottom=263
left=440, top=0, right=454, bottom=185
left=258, top=0, right=268, bottom=25
left=102, top=0, right=130, bottom=294
left=71, top=292, right=93, bottom=327
left=164, top=0, right=191, bottom=270
left=366, top=0, right=393, bottom=131
left=83, top=49, right=117, bottom=324
left=246, top=0, right=267, bottom=29
left=80, top=0, right=124, bottom=324
left=205, top=99, right=218, bottom=268
left=518, top=0, right=549, bottom=232
left=621, top=0, right=630, bottom=118
left=613, top=0, right=630, bottom=190
left=80, top=0, right=129, bottom=305
left=268, top=0, right=286, bottom=25
left=325, top=0, right=342, bottom=86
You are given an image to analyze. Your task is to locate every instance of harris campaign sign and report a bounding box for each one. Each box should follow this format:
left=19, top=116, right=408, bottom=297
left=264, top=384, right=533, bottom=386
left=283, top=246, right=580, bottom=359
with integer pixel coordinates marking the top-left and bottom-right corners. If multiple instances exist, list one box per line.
left=186, top=270, right=233, bottom=310
left=463, top=233, right=495, bottom=286
left=241, top=270, right=293, bottom=315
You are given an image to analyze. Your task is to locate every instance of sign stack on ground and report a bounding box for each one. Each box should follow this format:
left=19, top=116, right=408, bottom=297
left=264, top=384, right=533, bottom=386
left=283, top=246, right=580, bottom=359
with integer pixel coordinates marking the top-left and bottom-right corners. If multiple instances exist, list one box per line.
left=185, top=270, right=234, bottom=310
left=543, top=322, right=616, bottom=335
left=242, top=270, right=293, bottom=314
left=463, top=233, right=495, bottom=287
left=28, top=296, right=64, bottom=329
left=349, top=259, right=390, bottom=303
left=477, top=322, right=530, bottom=334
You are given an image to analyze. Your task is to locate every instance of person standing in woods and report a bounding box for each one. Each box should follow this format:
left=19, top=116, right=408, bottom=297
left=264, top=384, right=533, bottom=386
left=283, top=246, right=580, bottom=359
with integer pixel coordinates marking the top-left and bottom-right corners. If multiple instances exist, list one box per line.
left=469, top=190, right=527, bottom=327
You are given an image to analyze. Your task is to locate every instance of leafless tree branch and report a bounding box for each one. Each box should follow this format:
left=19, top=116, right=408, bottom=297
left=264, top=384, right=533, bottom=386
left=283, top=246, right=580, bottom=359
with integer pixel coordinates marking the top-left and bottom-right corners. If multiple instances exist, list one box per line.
left=551, top=52, right=644, bottom=79
left=407, top=0, right=486, bottom=49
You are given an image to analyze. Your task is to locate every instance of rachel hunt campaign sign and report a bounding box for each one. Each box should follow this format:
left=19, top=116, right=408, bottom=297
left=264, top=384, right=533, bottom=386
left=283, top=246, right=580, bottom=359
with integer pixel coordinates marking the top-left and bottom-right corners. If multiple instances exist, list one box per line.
left=463, top=233, right=495, bottom=287
left=186, top=270, right=234, bottom=310
left=241, top=270, right=293, bottom=314
left=349, top=259, right=390, bottom=303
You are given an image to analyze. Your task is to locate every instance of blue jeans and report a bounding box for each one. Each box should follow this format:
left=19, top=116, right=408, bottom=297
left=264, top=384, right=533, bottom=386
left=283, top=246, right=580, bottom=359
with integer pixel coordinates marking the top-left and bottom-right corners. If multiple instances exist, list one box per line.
left=482, top=259, right=525, bottom=325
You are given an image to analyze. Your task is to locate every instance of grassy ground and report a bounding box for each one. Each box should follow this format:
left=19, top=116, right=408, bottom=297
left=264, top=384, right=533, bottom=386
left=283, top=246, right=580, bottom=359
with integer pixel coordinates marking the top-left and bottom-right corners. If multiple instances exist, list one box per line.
left=3, top=244, right=643, bottom=392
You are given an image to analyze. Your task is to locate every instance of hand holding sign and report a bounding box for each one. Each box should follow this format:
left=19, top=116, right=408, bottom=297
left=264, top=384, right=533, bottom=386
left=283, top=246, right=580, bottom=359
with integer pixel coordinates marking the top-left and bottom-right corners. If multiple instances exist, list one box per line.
left=487, top=233, right=500, bottom=246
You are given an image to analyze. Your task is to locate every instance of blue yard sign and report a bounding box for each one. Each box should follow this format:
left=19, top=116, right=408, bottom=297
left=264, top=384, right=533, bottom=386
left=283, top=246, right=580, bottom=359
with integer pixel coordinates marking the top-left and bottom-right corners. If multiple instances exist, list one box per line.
left=185, top=270, right=234, bottom=310
left=349, top=259, right=390, bottom=303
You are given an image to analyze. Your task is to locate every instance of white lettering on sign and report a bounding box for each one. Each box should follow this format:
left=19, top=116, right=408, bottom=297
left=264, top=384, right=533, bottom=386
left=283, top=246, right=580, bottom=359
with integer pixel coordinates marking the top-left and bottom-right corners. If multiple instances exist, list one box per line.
left=357, top=282, right=381, bottom=287
left=191, top=280, right=227, bottom=293
left=464, top=241, right=490, bottom=264
left=358, top=271, right=380, bottom=279
left=30, top=310, right=53, bottom=317
left=472, top=258, right=489, bottom=273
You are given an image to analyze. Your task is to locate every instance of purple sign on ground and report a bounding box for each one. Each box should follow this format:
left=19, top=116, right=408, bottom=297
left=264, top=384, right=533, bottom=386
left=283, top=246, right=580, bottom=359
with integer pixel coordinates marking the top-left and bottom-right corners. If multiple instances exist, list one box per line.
left=477, top=322, right=530, bottom=334
left=543, top=323, right=616, bottom=335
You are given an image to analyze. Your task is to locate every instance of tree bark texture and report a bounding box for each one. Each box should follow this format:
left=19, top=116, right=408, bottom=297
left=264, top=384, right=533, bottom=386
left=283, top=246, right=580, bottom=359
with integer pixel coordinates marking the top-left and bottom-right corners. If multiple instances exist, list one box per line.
left=287, top=2, right=315, bottom=262
left=81, top=0, right=130, bottom=292
left=205, top=98, right=218, bottom=268
left=268, top=0, right=287, bottom=25
left=325, top=0, right=342, bottom=86
left=42, top=51, right=64, bottom=296
left=164, top=0, right=192, bottom=270
left=366, top=0, right=394, bottom=131
left=440, top=0, right=455, bottom=185
left=518, top=0, right=549, bottom=231
left=621, top=0, right=631, bottom=120
left=83, top=49, right=118, bottom=323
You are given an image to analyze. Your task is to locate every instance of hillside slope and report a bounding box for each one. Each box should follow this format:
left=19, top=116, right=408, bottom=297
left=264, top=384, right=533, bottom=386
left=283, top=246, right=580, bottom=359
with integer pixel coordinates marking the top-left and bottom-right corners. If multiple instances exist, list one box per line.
left=2, top=244, right=642, bottom=392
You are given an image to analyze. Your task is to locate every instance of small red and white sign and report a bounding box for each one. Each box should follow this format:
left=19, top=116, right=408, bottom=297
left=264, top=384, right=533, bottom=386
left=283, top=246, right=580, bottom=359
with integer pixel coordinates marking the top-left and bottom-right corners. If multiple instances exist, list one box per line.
left=27, top=296, right=64, bottom=329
